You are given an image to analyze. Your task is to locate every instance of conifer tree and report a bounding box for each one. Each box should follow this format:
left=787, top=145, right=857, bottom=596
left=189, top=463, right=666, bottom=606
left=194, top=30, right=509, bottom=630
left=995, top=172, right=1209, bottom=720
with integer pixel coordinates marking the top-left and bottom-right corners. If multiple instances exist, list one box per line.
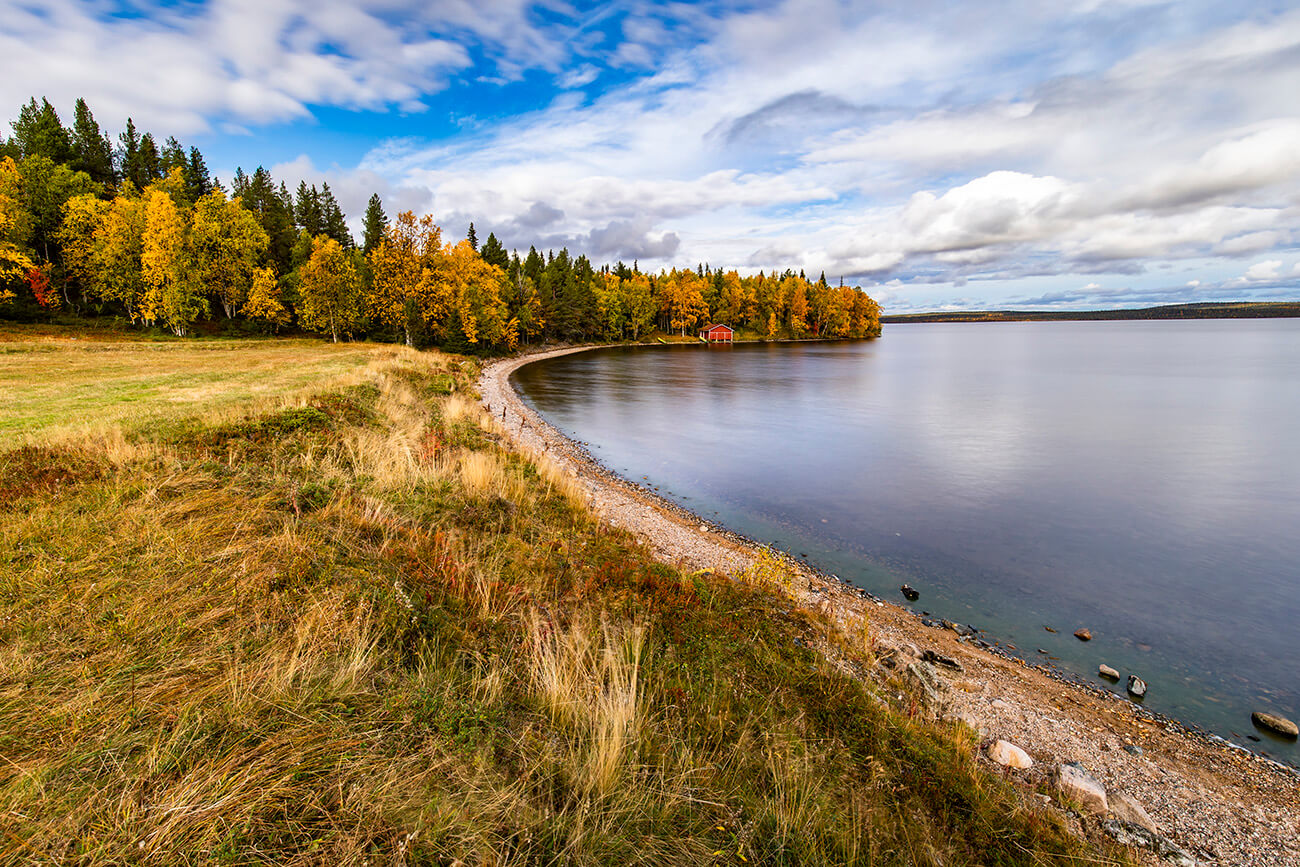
left=11, top=98, right=74, bottom=164
left=119, top=119, right=143, bottom=189
left=295, top=182, right=322, bottom=236
left=71, top=98, right=115, bottom=185
left=479, top=231, right=508, bottom=270
left=184, top=147, right=212, bottom=202
left=361, top=193, right=388, bottom=255
left=137, top=133, right=162, bottom=185
left=319, top=182, right=351, bottom=247
left=466, top=222, right=478, bottom=251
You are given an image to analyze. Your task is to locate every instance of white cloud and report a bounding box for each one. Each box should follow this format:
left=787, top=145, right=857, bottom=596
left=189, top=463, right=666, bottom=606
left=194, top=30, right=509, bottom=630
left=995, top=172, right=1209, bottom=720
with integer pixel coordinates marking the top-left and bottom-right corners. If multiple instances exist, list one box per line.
left=1243, top=260, right=1282, bottom=281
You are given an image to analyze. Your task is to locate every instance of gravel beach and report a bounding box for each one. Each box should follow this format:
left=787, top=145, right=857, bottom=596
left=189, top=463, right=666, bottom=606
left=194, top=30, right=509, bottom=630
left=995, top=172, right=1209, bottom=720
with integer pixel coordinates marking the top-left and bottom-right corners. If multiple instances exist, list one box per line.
left=480, top=345, right=1300, bottom=867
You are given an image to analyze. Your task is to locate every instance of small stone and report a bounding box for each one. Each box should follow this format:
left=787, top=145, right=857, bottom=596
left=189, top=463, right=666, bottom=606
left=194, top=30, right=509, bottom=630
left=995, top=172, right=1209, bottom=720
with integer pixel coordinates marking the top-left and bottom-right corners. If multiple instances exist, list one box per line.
left=1251, top=711, right=1299, bottom=738
left=1126, top=675, right=1147, bottom=698
left=1056, top=762, right=1108, bottom=815
left=900, top=584, right=919, bottom=601
left=1123, top=744, right=1143, bottom=757
left=1108, top=791, right=1158, bottom=833
left=988, top=739, right=1033, bottom=769
left=697, top=524, right=708, bottom=533
left=1073, top=628, right=1092, bottom=641
left=1098, top=664, right=1120, bottom=680
left=921, top=648, right=963, bottom=671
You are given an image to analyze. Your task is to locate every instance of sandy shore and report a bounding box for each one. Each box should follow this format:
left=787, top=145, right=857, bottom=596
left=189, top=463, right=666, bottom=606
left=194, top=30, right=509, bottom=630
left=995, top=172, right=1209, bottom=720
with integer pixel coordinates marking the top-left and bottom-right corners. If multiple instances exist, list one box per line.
left=479, top=345, right=1300, bottom=867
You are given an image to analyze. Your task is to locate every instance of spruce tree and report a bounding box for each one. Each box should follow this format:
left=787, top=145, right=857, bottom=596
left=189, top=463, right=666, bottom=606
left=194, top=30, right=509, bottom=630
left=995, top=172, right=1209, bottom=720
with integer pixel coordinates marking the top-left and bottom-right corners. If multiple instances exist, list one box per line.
left=137, top=133, right=162, bottom=185
left=295, top=182, right=322, bottom=236
left=11, top=97, right=74, bottom=164
left=466, top=222, right=478, bottom=251
left=479, top=232, right=508, bottom=270
left=71, top=98, right=114, bottom=185
left=361, top=193, right=388, bottom=255
left=162, top=137, right=187, bottom=175
left=319, top=182, right=351, bottom=247
left=184, top=147, right=212, bottom=201
left=118, top=119, right=142, bottom=188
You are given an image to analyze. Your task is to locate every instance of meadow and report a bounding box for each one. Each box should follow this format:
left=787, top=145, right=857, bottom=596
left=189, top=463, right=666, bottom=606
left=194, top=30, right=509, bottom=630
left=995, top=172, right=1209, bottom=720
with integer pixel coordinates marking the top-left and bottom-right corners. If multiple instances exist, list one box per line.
left=0, top=323, right=1129, bottom=865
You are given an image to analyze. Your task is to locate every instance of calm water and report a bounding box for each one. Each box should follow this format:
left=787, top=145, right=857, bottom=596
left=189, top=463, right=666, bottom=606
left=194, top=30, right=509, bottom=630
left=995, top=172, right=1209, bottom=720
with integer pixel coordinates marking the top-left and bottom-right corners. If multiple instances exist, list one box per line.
left=513, top=321, right=1300, bottom=762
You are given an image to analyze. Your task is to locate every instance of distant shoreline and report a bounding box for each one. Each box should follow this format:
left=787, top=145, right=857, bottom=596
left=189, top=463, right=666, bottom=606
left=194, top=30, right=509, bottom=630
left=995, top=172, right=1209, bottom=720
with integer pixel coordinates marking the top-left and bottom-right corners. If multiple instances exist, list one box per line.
left=883, top=300, right=1300, bottom=323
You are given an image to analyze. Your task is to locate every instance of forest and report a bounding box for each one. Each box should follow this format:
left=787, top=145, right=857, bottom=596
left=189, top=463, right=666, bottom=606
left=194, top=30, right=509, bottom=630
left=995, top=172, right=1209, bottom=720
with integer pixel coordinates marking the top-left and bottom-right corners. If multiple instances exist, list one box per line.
left=0, top=96, right=881, bottom=352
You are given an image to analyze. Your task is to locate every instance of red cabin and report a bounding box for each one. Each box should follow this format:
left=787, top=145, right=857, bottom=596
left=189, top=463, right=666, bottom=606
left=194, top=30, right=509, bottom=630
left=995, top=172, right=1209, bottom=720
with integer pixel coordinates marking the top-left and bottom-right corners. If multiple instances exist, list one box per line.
left=699, top=324, right=734, bottom=343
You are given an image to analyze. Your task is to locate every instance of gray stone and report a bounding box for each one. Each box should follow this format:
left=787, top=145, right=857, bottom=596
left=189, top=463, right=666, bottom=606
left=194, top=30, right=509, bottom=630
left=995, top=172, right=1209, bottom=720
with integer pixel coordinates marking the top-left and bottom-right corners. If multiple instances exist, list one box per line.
left=1251, top=711, right=1299, bottom=738
left=1056, top=762, right=1108, bottom=815
left=1109, top=791, right=1158, bottom=833
left=1127, top=675, right=1148, bottom=698
left=904, top=661, right=946, bottom=710
left=1100, top=819, right=1196, bottom=866
left=988, top=739, right=1034, bottom=769
left=921, top=648, right=964, bottom=671
left=1098, top=664, right=1120, bottom=680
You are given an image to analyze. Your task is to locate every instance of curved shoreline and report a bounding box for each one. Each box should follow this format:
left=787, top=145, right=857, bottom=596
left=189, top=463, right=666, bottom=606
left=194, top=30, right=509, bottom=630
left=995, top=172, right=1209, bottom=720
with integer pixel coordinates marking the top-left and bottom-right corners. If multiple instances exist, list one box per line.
left=479, top=344, right=1300, bottom=867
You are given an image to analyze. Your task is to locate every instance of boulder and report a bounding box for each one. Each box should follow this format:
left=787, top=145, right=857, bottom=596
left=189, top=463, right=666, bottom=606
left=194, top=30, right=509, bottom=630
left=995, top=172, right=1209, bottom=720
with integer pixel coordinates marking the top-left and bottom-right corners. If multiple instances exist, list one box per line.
left=921, top=648, right=964, bottom=671
left=1098, top=664, right=1120, bottom=680
left=1251, top=711, right=1299, bottom=738
left=1073, top=628, right=1092, bottom=641
left=1100, top=819, right=1196, bottom=866
left=1126, top=675, right=1147, bottom=698
left=900, top=584, right=920, bottom=601
left=904, top=661, right=946, bottom=710
left=1055, top=762, right=1108, bottom=815
left=1109, top=791, right=1158, bottom=833
left=988, top=739, right=1034, bottom=769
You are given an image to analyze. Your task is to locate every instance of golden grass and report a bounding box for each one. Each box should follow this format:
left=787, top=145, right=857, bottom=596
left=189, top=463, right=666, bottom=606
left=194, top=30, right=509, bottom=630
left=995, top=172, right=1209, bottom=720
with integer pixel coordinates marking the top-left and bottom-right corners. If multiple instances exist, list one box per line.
left=0, top=327, right=1132, bottom=866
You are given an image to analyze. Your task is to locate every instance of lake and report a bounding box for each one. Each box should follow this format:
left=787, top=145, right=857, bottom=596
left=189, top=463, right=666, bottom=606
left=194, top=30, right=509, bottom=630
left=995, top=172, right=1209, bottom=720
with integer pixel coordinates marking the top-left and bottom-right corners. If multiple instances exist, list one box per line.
left=511, top=320, right=1300, bottom=763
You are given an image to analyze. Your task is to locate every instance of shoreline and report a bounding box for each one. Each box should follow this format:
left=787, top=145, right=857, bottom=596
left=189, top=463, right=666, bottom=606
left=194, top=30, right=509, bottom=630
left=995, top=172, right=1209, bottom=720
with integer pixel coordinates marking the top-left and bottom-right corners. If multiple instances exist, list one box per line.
left=479, top=344, right=1300, bottom=867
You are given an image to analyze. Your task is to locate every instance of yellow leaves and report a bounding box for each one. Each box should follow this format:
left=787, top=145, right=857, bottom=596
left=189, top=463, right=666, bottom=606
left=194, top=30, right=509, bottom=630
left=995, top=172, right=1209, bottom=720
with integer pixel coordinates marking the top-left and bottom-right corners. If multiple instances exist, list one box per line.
left=367, top=210, right=445, bottom=344
left=0, top=156, right=34, bottom=294
left=141, top=189, right=207, bottom=336
left=191, top=188, right=269, bottom=317
left=241, top=266, right=289, bottom=330
left=299, top=235, right=363, bottom=342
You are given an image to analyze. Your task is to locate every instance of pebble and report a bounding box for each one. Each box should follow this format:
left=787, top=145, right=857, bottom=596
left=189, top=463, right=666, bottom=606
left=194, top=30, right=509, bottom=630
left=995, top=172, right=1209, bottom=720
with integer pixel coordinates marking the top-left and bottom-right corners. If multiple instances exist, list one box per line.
left=1127, top=674, right=1147, bottom=698
left=1251, top=711, right=1299, bottom=738
left=1073, top=628, right=1092, bottom=641
left=988, top=739, right=1034, bottom=769
left=1098, top=664, right=1120, bottom=680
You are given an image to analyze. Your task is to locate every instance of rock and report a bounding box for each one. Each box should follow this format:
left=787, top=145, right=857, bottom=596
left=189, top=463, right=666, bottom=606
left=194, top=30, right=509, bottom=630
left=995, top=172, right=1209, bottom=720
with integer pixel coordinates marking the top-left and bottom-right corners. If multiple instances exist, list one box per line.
left=921, top=648, right=963, bottom=671
left=1073, top=628, right=1092, bottom=641
left=1055, top=762, right=1108, bottom=815
left=697, top=524, right=708, bottom=533
left=1109, top=791, right=1158, bottom=833
left=904, top=661, right=946, bottom=710
left=1251, top=711, right=1299, bottom=738
left=1098, top=664, right=1120, bottom=680
left=900, top=584, right=919, bottom=601
left=1126, top=675, right=1147, bottom=698
left=988, top=739, right=1034, bottom=769
left=1123, top=744, right=1143, bottom=757
left=942, top=619, right=975, bottom=637
left=1100, top=819, right=1196, bottom=866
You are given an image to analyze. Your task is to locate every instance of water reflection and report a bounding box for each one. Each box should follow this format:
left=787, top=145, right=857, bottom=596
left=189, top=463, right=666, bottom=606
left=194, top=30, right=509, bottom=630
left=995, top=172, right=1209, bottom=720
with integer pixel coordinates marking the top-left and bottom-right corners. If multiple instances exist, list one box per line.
left=513, top=321, right=1300, bottom=762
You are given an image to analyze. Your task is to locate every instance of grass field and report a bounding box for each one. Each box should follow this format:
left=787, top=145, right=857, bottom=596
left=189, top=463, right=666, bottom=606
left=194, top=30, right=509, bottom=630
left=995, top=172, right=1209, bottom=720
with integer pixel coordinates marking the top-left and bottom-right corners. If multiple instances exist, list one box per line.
left=0, top=322, right=1131, bottom=865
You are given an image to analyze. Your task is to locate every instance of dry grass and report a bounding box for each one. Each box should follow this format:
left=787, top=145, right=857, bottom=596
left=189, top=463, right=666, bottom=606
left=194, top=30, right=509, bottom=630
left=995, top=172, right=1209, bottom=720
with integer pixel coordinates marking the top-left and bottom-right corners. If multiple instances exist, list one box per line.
left=0, top=326, right=1133, bottom=866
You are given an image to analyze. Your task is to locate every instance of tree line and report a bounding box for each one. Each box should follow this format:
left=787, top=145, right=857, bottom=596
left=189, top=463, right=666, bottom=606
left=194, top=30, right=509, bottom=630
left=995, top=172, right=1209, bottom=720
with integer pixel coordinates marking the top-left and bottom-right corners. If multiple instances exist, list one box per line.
left=1, top=96, right=880, bottom=349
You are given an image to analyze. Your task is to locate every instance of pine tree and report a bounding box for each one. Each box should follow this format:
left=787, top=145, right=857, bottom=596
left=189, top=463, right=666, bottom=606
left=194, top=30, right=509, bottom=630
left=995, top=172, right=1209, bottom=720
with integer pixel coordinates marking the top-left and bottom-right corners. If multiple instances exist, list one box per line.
left=137, top=133, right=162, bottom=186
left=119, top=119, right=142, bottom=190
left=231, top=167, right=250, bottom=199
left=295, top=182, right=322, bottom=236
left=479, top=231, right=508, bottom=270
left=466, top=222, right=478, bottom=251
left=161, top=137, right=187, bottom=175
left=71, top=98, right=115, bottom=185
left=184, top=147, right=212, bottom=202
left=361, top=193, right=388, bottom=255
left=319, top=182, right=351, bottom=247
left=11, top=98, right=74, bottom=164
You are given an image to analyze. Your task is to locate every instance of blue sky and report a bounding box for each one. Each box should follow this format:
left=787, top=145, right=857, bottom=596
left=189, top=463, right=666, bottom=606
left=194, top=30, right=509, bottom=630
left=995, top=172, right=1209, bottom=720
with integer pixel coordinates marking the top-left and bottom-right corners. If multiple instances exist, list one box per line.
left=4, top=0, right=1300, bottom=312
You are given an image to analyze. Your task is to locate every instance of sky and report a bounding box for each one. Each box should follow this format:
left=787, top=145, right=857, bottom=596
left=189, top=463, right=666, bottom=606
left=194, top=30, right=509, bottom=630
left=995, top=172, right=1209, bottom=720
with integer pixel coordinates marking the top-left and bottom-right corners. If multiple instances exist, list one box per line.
left=3, top=0, right=1300, bottom=313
